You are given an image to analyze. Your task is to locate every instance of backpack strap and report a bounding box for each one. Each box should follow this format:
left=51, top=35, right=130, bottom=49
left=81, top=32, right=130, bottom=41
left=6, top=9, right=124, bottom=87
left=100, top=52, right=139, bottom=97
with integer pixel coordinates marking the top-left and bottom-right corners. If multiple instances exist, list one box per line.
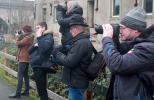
left=91, top=43, right=98, bottom=54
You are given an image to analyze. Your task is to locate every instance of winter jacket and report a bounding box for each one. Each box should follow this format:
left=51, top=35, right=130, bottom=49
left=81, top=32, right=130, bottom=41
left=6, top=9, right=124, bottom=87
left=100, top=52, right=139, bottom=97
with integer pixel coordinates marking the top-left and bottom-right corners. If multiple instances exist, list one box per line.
left=53, top=32, right=93, bottom=89
left=16, top=34, right=34, bottom=62
left=102, top=25, right=154, bottom=100
left=56, top=5, right=83, bottom=45
left=28, top=30, right=54, bottom=69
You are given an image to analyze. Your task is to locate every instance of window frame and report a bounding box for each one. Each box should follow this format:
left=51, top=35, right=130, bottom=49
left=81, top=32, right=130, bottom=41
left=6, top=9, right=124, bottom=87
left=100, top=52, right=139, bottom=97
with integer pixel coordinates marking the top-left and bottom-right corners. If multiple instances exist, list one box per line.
left=111, top=0, right=121, bottom=17
left=143, top=0, right=153, bottom=15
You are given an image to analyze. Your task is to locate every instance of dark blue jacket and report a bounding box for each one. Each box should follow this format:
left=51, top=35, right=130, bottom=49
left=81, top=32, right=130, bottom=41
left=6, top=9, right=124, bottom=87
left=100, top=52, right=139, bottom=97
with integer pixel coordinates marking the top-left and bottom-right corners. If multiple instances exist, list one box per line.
left=102, top=26, right=154, bottom=100
left=28, top=30, right=54, bottom=69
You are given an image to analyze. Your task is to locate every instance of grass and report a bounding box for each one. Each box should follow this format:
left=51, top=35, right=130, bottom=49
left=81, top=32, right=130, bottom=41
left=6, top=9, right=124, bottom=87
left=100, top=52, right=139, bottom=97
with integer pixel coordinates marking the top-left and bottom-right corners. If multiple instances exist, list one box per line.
left=0, top=68, right=39, bottom=100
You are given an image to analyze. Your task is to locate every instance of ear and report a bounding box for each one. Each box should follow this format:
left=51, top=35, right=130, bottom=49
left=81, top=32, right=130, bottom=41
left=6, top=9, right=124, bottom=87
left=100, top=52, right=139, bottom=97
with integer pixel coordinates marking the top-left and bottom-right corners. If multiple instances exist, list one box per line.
left=134, top=30, right=141, bottom=37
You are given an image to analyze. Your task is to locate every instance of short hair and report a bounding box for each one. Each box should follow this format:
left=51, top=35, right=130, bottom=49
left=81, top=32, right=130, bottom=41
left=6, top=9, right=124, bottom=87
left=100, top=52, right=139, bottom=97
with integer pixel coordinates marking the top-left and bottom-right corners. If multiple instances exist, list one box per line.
left=37, top=22, right=47, bottom=30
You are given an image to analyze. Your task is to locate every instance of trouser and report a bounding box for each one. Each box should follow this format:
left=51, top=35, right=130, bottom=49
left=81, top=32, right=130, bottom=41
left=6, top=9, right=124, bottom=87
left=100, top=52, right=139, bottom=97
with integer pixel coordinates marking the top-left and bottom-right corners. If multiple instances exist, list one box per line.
left=33, top=68, right=49, bottom=100
left=68, top=87, right=85, bottom=100
left=16, top=62, right=29, bottom=94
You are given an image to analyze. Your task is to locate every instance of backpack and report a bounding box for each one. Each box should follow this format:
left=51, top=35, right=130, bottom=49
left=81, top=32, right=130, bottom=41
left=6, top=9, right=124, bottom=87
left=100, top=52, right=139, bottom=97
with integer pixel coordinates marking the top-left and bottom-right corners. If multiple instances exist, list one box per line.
left=86, top=44, right=106, bottom=81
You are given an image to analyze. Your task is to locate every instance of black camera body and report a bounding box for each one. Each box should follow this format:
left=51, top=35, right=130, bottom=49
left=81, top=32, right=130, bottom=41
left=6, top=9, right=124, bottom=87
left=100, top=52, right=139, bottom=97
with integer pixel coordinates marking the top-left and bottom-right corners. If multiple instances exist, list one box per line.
left=17, top=30, right=23, bottom=35
left=95, top=24, right=120, bottom=37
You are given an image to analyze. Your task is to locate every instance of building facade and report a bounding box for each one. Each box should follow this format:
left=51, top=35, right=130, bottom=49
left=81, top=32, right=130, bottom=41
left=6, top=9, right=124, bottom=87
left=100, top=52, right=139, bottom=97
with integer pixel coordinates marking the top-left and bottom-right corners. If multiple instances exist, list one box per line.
left=0, top=0, right=34, bottom=34
left=34, top=0, right=154, bottom=48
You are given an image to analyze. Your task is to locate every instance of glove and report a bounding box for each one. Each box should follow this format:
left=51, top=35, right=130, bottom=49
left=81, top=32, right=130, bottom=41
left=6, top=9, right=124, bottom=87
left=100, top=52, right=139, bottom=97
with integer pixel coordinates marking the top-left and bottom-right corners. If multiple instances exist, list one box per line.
left=52, top=45, right=63, bottom=55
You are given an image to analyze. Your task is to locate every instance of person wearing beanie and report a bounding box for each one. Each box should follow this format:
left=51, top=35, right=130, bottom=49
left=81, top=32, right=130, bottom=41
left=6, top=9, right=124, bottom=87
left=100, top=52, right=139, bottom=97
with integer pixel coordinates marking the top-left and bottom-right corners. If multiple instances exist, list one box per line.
left=9, top=25, right=34, bottom=98
left=101, top=7, right=154, bottom=100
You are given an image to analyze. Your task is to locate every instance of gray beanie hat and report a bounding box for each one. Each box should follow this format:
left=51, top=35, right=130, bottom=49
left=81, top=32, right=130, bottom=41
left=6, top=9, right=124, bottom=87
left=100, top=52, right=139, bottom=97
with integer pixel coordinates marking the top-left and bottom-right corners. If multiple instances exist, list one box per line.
left=120, top=7, right=147, bottom=32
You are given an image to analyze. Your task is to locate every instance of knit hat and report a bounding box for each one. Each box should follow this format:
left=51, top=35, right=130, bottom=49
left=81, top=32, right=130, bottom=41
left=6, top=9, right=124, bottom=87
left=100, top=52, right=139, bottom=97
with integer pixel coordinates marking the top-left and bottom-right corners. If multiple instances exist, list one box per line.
left=22, top=25, right=32, bottom=33
left=120, top=7, right=147, bottom=32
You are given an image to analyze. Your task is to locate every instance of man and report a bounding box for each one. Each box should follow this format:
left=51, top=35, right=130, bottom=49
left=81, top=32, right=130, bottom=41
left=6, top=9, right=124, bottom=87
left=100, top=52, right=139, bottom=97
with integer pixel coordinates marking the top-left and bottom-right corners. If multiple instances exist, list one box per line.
left=9, top=25, right=34, bottom=98
left=101, top=7, right=154, bottom=100
left=56, top=1, right=83, bottom=54
left=28, top=22, right=55, bottom=100
left=52, top=16, right=93, bottom=100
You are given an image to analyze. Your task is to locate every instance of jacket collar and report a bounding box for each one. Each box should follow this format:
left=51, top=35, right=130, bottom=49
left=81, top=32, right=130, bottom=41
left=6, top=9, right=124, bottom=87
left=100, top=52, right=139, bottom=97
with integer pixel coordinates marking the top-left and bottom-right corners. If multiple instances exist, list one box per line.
left=71, top=32, right=89, bottom=43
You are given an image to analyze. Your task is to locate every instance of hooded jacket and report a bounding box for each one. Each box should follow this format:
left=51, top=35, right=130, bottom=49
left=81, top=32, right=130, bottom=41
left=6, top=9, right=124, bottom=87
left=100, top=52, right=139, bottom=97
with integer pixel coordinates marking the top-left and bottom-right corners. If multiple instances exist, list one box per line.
left=102, top=25, right=154, bottom=100
left=28, top=30, right=54, bottom=69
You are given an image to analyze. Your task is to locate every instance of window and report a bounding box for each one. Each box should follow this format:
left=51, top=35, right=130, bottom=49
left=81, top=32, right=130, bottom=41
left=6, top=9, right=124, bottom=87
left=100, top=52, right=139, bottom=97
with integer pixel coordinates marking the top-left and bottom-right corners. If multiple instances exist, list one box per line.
left=143, top=0, right=153, bottom=14
left=112, top=0, right=120, bottom=16
left=42, top=8, right=46, bottom=22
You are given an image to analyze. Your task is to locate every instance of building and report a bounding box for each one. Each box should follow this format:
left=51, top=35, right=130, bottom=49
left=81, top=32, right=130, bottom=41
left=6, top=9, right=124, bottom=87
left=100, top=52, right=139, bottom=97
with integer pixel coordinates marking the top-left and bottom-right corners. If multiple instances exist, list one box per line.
left=0, top=0, right=34, bottom=34
left=34, top=0, right=154, bottom=48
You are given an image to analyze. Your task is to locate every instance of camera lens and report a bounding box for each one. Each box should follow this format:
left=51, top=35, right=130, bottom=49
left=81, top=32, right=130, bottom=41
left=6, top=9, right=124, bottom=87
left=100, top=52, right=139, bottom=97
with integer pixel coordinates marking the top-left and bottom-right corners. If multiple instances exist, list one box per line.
left=94, top=24, right=120, bottom=37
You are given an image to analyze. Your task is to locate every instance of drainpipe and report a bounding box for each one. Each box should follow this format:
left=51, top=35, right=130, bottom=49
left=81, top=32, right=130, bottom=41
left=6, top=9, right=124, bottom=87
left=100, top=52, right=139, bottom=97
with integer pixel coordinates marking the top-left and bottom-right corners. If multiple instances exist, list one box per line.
left=95, top=0, right=98, bottom=11
left=134, top=0, right=138, bottom=7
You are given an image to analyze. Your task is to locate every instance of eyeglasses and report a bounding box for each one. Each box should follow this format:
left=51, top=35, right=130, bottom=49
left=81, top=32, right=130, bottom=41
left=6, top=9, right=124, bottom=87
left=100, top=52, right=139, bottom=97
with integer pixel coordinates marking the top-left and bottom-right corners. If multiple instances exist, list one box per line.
left=120, top=26, right=127, bottom=30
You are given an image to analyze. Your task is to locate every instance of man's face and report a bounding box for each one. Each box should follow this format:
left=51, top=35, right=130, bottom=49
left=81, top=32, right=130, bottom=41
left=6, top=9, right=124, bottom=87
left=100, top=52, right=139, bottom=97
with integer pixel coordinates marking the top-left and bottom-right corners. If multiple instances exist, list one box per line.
left=36, top=25, right=45, bottom=33
left=120, top=25, right=138, bottom=41
left=69, top=26, right=77, bottom=37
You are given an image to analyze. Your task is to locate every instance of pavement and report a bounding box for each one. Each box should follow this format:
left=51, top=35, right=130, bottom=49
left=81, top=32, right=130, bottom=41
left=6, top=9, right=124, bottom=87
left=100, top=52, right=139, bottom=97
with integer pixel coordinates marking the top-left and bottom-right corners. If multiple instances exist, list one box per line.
left=0, top=79, right=29, bottom=100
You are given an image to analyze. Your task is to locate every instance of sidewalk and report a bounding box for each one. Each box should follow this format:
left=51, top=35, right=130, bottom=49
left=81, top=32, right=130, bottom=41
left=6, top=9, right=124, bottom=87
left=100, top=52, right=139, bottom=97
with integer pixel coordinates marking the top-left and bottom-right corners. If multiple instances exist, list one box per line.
left=0, top=79, right=29, bottom=100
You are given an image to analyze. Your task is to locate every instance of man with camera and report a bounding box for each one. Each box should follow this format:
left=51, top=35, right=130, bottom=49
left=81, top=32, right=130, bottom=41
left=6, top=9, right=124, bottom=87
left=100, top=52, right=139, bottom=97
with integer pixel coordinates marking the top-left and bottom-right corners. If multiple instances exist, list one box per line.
left=100, top=7, right=154, bottom=100
left=56, top=0, right=83, bottom=54
left=52, top=15, right=93, bottom=100
left=9, top=25, right=34, bottom=98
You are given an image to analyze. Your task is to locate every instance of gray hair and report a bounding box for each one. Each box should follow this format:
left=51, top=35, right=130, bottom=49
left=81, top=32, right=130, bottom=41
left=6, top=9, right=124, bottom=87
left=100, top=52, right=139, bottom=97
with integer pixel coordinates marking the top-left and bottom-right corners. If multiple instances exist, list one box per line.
left=67, top=1, right=79, bottom=13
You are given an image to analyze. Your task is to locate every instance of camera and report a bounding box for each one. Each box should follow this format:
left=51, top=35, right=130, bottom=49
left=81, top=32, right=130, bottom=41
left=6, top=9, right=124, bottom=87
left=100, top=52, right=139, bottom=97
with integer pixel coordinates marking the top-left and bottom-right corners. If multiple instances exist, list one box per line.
left=95, top=24, right=120, bottom=37
left=17, top=30, right=23, bottom=34
left=17, top=30, right=23, bottom=35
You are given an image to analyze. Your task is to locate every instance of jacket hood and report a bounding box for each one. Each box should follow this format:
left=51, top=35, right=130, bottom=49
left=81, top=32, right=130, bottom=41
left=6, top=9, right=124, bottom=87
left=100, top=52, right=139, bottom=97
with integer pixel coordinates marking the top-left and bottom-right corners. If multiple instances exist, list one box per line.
left=67, top=6, right=83, bottom=16
left=135, top=24, right=154, bottom=43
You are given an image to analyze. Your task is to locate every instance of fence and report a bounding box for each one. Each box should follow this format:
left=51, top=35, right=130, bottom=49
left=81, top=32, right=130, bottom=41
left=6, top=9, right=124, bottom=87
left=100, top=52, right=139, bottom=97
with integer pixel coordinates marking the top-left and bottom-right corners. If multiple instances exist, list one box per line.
left=0, top=47, right=108, bottom=100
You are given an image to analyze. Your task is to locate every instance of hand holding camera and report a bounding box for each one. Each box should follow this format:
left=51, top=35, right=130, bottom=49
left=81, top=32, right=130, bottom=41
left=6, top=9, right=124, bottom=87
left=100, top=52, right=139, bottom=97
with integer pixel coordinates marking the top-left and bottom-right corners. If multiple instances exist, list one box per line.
left=102, top=24, right=114, bottom=38
left=95, top=23, right=120, bottom=38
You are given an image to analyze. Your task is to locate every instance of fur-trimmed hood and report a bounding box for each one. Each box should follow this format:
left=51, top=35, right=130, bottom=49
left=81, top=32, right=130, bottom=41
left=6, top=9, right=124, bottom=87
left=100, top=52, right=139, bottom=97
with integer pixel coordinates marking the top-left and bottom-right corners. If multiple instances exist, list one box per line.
left=43, top=29, right=53, bottom=35
left=43, top=29, right=58, bottom=36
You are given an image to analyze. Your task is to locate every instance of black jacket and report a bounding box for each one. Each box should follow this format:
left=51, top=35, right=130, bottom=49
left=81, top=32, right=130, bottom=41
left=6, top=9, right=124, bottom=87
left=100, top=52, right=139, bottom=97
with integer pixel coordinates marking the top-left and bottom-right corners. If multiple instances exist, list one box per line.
left=53, top=32, right=93, bottom=89
left=56, top=5, right=83, bottom=45
left=28, top=30, right=54, bottom=69
left=102, top=25, right=154, bottom=100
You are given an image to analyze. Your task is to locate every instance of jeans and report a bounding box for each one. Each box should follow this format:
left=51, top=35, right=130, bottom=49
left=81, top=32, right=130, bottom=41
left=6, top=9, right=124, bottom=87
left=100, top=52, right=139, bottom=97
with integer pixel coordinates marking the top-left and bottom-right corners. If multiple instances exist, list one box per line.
left=16, top=62, right=29, bottom=94
left=68, top=87, right=85, bottom=100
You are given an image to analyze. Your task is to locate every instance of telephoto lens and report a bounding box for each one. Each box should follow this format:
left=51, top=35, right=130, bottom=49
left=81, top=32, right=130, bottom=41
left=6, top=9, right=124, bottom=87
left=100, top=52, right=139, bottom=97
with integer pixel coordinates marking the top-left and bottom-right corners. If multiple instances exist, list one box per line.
left=94, top=24, right=120, bottom=37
